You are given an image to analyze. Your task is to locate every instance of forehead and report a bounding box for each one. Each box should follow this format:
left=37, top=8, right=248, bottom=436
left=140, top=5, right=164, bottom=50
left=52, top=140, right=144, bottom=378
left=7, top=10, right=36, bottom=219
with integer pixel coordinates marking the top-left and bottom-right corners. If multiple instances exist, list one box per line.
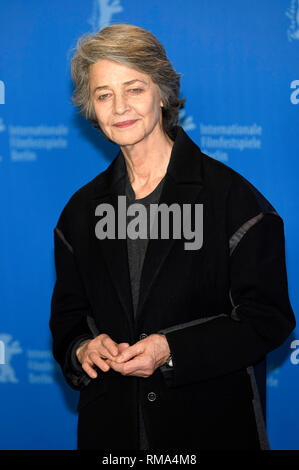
left=89, top=59, right=153, bottom=86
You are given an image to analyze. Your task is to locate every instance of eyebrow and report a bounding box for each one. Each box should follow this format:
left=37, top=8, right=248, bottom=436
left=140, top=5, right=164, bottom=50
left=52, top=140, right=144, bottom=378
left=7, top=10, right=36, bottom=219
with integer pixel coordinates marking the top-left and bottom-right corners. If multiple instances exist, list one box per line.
left=92, top=79, right=148, bottom=94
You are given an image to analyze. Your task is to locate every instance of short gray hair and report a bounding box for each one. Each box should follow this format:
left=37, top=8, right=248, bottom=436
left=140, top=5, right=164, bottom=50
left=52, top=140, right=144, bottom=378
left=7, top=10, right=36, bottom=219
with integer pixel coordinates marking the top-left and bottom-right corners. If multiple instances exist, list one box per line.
left=71, top=23, right=185, bottom=141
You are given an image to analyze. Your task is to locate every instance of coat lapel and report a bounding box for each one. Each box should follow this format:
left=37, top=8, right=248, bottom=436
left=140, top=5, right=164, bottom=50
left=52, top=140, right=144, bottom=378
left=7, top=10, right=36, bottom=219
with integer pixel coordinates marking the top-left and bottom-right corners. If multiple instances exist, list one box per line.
left=90, top=153, right=136, bottom=333
left=89, top=126, right=205, bottom=330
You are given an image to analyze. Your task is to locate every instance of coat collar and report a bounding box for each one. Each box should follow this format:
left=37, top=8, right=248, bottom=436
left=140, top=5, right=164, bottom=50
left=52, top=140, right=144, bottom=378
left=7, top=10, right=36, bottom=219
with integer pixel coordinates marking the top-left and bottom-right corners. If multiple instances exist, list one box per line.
left=90, top=126, right=205, bottom=333
left=92, top=125, right=204, bottom=199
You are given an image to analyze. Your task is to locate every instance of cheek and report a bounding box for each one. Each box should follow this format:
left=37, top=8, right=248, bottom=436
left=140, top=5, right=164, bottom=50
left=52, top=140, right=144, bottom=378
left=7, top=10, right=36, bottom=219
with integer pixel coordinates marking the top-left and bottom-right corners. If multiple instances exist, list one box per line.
left=94, top=104, right=109, bottom=124
left=140, top=97, right=161, bottom=118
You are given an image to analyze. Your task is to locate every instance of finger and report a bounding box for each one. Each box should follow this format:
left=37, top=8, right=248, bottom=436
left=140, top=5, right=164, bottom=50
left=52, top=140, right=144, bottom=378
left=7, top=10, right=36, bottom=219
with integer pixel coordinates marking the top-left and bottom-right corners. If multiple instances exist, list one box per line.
left=82, top=361, right=98, bottom=379
left=89, top=351, right=110, bottom=372
left=118, top=343, right=130, bottom=353
left=115, top=343, right=143, bottom=363
left=91, top=336, right=117, bottom=361
left=107, top=355, right=149, bottom=375
left=107, top=360, right=151, bottom=378
left=105, top=358, right=124, bottom=374
left=101, top=336, right=119, bottom=358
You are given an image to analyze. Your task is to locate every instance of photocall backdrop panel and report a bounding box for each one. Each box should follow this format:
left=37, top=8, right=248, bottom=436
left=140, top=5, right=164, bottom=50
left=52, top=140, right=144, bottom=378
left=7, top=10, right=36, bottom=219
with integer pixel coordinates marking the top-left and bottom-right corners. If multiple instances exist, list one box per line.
left=0, top=0, right=298, bottom=450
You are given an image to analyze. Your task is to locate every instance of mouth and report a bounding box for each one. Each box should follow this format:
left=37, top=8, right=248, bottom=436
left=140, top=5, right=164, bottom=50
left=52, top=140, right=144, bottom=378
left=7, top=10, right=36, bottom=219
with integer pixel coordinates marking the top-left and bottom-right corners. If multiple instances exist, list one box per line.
left=113, top=120, right=138, bottom=128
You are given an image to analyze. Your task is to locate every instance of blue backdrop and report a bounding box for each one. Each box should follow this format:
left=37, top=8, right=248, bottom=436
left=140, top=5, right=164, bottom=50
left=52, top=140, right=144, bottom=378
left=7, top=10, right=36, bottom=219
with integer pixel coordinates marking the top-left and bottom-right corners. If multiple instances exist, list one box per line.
left=0, top=0, right=298, bottom=450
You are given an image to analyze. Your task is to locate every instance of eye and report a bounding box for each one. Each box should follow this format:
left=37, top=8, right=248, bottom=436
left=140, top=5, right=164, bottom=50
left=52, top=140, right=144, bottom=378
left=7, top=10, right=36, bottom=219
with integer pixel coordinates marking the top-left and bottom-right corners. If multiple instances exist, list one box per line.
left=97, top=93, right=110, bottom=100
left=129, top=88, right=143, bottom=94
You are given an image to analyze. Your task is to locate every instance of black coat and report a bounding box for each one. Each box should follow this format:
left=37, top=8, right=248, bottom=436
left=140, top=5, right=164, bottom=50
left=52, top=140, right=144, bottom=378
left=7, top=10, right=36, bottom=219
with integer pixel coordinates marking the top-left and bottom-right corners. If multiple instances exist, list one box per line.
left=50, top=126, right=295, bottom=450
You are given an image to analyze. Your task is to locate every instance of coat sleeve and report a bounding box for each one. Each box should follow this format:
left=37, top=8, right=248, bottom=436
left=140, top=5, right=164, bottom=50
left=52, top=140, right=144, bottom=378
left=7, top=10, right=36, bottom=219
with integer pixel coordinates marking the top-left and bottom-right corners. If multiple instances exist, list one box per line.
left=49, top=205, right=94, bottom=390
left=158, top=179, right=296, bottom=389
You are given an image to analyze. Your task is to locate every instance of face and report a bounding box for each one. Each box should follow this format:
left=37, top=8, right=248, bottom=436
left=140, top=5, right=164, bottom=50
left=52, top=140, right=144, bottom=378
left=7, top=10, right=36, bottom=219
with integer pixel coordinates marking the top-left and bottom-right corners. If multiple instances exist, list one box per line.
left=89, top=59, right=164, bottom=147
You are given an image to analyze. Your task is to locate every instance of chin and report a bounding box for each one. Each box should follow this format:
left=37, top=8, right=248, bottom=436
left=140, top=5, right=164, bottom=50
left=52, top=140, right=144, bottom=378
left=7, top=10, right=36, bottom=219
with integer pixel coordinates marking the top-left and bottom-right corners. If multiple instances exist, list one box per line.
left=110, top=129, right=146, bottom=147
left=113, top=137, right=142, bottom=147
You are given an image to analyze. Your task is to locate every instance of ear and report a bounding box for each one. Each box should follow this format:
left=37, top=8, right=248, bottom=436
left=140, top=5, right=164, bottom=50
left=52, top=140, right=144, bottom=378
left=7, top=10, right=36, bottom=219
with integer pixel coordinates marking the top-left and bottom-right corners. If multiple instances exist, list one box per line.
left=160, top=100, right=164, bottom=107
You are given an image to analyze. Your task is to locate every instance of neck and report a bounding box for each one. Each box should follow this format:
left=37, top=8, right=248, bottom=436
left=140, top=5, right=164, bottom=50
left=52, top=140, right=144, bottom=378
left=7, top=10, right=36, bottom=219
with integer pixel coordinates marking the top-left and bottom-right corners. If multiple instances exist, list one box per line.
left=120, top=124, right=174, bottom=186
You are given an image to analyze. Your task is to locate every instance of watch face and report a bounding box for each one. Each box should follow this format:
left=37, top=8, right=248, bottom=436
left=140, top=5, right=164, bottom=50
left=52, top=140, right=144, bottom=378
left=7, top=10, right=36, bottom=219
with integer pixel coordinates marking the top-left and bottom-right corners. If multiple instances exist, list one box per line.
left=167, top=355, right=173, bottom=367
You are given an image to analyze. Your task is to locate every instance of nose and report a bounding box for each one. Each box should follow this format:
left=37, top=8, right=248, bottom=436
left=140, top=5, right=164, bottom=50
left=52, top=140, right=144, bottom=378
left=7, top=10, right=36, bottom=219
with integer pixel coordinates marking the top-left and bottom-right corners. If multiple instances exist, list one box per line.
left=113, top=91, right=130, bottom=114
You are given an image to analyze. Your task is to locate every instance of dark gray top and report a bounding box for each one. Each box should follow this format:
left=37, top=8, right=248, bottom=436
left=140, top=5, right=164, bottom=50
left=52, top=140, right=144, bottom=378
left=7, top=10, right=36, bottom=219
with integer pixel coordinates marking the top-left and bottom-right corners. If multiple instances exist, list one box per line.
left=125, top=170, right=166, bottom=318
left=125, top=171, right=166, bottom=450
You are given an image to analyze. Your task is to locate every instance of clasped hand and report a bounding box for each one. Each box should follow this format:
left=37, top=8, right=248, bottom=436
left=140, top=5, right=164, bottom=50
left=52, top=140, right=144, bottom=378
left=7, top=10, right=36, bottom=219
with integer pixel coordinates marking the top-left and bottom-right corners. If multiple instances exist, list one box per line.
left=76, top=333, right=171, bottom=379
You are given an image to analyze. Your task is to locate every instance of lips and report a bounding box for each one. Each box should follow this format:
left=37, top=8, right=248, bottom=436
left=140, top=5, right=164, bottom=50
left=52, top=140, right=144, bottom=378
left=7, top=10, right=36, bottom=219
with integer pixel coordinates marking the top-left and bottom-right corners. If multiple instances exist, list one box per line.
left=114, top=120, right=137, bottom=128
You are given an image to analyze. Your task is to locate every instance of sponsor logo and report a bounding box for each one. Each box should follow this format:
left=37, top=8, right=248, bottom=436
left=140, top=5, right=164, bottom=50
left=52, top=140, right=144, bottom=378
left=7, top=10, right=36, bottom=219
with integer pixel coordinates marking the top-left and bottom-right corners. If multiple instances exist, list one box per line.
left=88, top=0, right=123, bottom=31
left=27, top=349, right=57, bottom=384
left=0, top=334, right=22, bottom=383
left=8, top=124, right=69, bottom=162
left=0, top=117, right=6, bottom=133
left=0, top=340, right=5, bottom=364
left=178, top=109, right=196, bottom=132
left=199, top=123, right=262, bottom=162
left=0, top=333, right=58, bottom=384
left=290, top=339, right=299, bottom=365
left=0, top=80, right=4, bottom=104
left=290, top=80, right=299, bottom=104
left=286, top=0, right=299, bottom=41
left=266, top=362, right=280, bottom=387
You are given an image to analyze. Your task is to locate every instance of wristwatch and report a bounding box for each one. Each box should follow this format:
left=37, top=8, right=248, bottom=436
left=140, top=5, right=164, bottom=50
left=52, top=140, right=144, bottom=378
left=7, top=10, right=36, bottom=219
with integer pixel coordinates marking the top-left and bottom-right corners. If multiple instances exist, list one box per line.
left=165, top=353, right=173, bottom=368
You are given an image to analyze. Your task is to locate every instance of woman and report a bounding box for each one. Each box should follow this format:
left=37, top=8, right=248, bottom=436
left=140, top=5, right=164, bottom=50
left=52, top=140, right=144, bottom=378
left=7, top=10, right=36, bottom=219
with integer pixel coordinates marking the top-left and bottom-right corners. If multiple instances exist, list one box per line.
left=50, top=24, right=295, bottom=450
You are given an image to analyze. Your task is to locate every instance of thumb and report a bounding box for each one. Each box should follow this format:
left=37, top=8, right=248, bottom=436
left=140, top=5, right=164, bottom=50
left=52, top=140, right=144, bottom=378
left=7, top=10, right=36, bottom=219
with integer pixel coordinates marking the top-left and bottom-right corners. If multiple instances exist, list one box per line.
left=118, top=343, right=130, bottom=353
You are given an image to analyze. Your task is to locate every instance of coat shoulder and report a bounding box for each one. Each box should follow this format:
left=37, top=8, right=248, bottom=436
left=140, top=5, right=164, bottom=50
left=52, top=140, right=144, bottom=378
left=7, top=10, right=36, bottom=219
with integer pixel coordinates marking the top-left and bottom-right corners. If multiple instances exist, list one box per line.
left=198, top=149, right=281, bottom=239
left=201, top=150, right=278, bottom=215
